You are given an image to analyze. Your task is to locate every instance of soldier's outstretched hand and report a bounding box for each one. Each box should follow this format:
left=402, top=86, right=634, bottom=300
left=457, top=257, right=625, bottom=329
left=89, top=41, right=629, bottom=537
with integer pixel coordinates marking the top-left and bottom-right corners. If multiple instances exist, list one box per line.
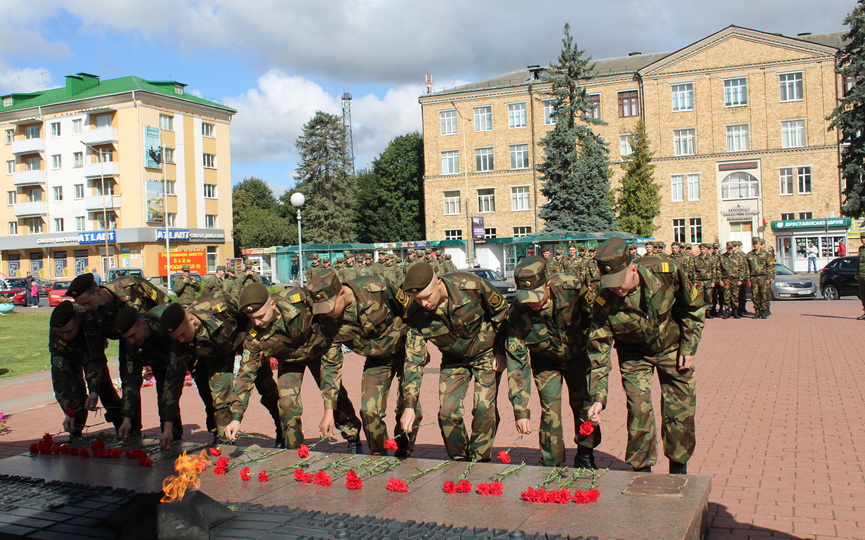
left=224, top=420, right=241, bottom=441
left=677, top=354, right=695, bottom=372
left=400, top=408, right=417, bottom=433
left=587, top=402, right=603, bottom=423
left=159, top=423, right=174, bottom=450
left=84, top=392, right=99, bottom=411
left=319, top=410, right=335, bottom=438
left=62, top=415, right=75, bottom=434
left=117, top=418, right=132, bottom=440
left=515, top=418, right=532, bottom=434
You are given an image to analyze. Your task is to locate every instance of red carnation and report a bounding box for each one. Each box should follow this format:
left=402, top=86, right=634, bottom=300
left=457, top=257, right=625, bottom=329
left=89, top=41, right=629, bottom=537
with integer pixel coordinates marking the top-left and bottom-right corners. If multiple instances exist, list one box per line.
left=476, top=481, right=503, bottom=496
left=216, top=457, right=229, bottom=468
left=139, top=458, right=153, bottom=467
left=573, top=488, right=600, bottom=504
left=79, top=448, right=89, bottom=458
left=454, top=480, right=472, bottom=493
left=579, top=420, right=596, bottom=436
left=345, top=470, right=363, bottom=490
left=70, top=447, right=80, bottom=456
left=313, top=470, right=332, bottom=486
left=550, top=488, right=572, bottom=504
left=258, top=470, right=269, bottom=482
left=60, top=444, right=71, bottom=455
left=442, top=481, right=456, bottom=493
left=91, top=440, right=105, bottom=451
left=386, top=478, right=408, bottom=492
left=29, top=443, right=38, bottom=454
left=240, top=467, right=251, bottom=481
left=520, top=487, right=547, bottom=503
left=209, top=447, right=222, bottom=457
left=213, top=466, right=227, bottom=475
left=496, top=450, right=511, bottom=464
left=384, top=439, right=398, bottom=451
left=294, top=468, right=313, bottom=483
left=297, top=444, right=310, bottom=458
left=65, top=408, right=76, bottom=418
left=52, top=443, right=61, bottom=454
left=43, top=433, right=54, bottom=444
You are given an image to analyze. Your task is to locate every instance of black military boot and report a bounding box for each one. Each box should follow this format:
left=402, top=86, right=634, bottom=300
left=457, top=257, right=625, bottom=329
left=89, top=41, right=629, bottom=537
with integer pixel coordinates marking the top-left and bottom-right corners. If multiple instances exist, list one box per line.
left=732, top=309, right=741, bottom=319
left=669, top=461, right=688, bottom=475
left=706, top=311, right=714, bottom=319
left=574, top=449, right=597, bottom=470
left=347, top=437, right=363, bottom=454
left=274, top=428, right=285, bottom=449
left=721, top=309, right=730, bottom=319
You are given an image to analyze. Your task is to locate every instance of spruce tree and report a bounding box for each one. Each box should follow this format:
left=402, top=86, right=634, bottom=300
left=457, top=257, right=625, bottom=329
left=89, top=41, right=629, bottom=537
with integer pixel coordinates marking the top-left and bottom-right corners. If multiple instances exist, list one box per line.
left=294, top=111, right=355, bottom=243
left=538, top=24, right=617, bottom=233
left=828, top=0, right=865, bottom=217
left=616, top=119, right=659, bottom=237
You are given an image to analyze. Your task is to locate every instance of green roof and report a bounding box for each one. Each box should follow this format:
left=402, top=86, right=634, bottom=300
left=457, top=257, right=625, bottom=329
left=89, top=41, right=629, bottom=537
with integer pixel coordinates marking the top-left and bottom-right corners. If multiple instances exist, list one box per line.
left=0, top=73, right=235, bottom=114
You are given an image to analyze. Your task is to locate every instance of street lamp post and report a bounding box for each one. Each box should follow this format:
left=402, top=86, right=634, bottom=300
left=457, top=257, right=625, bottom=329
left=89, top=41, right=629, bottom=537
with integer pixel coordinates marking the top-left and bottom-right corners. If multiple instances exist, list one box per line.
left=290, top=192, right=305, bottom=286
left=81, top=142, right=112, bottom=274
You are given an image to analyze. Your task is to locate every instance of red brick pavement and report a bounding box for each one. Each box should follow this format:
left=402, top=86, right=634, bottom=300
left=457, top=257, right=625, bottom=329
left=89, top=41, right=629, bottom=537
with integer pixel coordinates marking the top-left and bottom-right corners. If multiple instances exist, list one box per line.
left=1, top=298, right=864, bottom=539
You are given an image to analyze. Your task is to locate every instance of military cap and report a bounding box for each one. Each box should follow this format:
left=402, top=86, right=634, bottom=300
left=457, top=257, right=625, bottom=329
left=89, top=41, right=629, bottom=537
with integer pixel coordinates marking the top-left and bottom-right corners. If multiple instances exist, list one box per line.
left=238, top=283, right=270, bottom=314
left=394, top=256, right=402, bottom=262
left=541, top=246, right=551, bottom=253
left=627, top=243, right=637, bottom=251
left=576, top=243, right=586, bottom=250
left=309, top=271, right=342, bottom=315
left=514, top=256, right=548, bottom=304
left=50, top=300, right=78, bottom=327
left=671, top=241, right=681, bottom=248
left=424, top=249, right=432, bottom=255
left=596, top=238, right=631, bottom=289
left=555, top=245, right=564, bottom=255
left=216, top=265, right=226, bottom=271
left=588, top=245, right=597, bottom=252
left=699, top=242, right=710, bottom=249
left=385, top=253, right=393, bottom=260
left=712, top=242, right=720, bottom=249
left=226, top=267, right=236, bottom=274
left=181, top=265, right=191, bottom=271
left=684, top=243, right=692, bottom=250
left=444, top=254, right=452, bottom=260
left=113, top=306, right=140, bottom=336
left=752, top=237, right=763, bottom=245
left=159, top=302, right=187, bottom=333
left=656, top=241, right=666, bottom=249
left=336, top=257, right=344, bottom=263
left=67, top=273, right=95, bottom=298
left=416, top=249, right=424, bottom=255
left=644, top=241, right=654, bottom=248
left=311, top=253, right=320, bottom=260
left=402, top=262, right=435, bottom=293
left=725, top=241, right=734, bottom=249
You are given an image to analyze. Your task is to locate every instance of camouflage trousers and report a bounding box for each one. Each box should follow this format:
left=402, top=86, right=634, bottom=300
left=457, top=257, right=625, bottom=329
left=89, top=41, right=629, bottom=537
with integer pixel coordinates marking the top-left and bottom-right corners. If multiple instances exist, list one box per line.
left=128, top=361, right=184, bottom=440
left=438, top=351, right=501, bottom=462
left=51, top=358, right=89, bottom=435
left=360, top=356, right=422, bottom=456
left=91, top=356, right=123, bottom=426
left=276, top=357, right=361, bottom=449
left=209, top=354, right=281, bottom=442
left=693, top=281, right=714, bottom=307
left=723, top=281, right=740, bottom=310
left=750, top=276, right=772, bottom=311
left=618, top=349, right=696, bottom=469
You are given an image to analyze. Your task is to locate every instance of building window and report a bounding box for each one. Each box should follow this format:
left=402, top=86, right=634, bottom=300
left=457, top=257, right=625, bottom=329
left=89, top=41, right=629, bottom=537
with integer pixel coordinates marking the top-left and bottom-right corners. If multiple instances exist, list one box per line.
left=475, top=147, right=494, bottom=172
left=53, top=186, right=63, bottom=201
left=167, top=212, right=177, bottom=227
left=726, top=124, right=749, bottom=152
left=95, top=180, right=115, bottom=196
left=721, top=172, right=760, bottom=200
left=444, top=229, right=463, bottom=240
left=95, top=115, right=111, bottom=128
left=799, top=212, right=813, bottom=219
left=440, top=110, right=458, bottom=135
left=164, top=147, right=175, bottom=164
left=6, top=160, right=13, bottom=174
left=205, top=214, right=218, bottom=228
left=511, top=186, right=530, bottom=211
left=508, top=102, right=527, bottom=128
left=166, top=180, right=176, bottom=195
left=5, top=129, right=13, bottom=144
left=689, top=218, right=703, bottom=243
left=779, top=168, right=794, bottom=195
left=27, top=188, right=42, bottom=202
left=670, top=175, right=684, bottom=202
left=543, top=100, right=557, bottom=125
left=509, top=144, right=529, bottom=169
left=73, top=152, right=83, bottom=168
left=203, top=153, right=216, bottom=168
left=50, top=122, right=61, bottom=137
left=72, top=119, right=82, bottom=135
left=781, top=120, right=805, bottom=148
left=671, top=83, right=694, bottom=111
left=513, top=226, right=532, bottom=237
left=25, top=125, right=40, bottom=139
left=619, top=135, right=633, bottom=158
left=797, top=166, right=812, bottom=194
left=441, top=150, right=459, bottom=175
left=74, top=184, right=84, bottom=199
left=484, top=228, right=497, bottom=239
left=687, top=174, right=700, bottom=201
left=672, top=218, right=686, bottom=242
left=25, top=157, right=40, bottom=171
left=724, top=78, right=748, bottom=106
left=29, top=218, right=43, bottom=233
left=203, top=184, right=217, bottom=198
left=51, top=154, right=61, bottom=169
left=159, top=114, right=174, bottom=131
left=673, top=128, right=696, bottom=156
left=618, top=90, right=639, bottom=117
left=8, top=222, right=17, bottom=235
left=473, top=106, right=492, bottom=131
left=96, top=213, right=116, bottom=230
left=202, top=122, right=215, bottom=138
left=75, top=216, right=85, bottom=231
left=780, top=212, right=795, bottom=221
left=586, top=94, right=601, bottom=119
left=477, top=188, right=496, bottom=213
left=7, top=191, right=14, bottom=205
left=54, top=218, right=64, bottom=232
left=780, top=72, right=804, bottom=102
left=443, top=190, right=461, bottom=215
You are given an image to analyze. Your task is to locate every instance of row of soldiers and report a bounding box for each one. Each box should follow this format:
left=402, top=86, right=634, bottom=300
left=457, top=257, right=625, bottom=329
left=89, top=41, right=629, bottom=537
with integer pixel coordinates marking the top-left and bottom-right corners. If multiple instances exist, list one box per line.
left=172, top=263, right=265, bottom=304
left=307, top=249, right=458, bottom=287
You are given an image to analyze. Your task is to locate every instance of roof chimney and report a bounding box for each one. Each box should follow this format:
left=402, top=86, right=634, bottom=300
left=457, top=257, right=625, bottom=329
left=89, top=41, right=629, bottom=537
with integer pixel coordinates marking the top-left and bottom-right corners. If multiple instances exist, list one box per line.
left=527, top=65, right=542, bottom=80
left=797, top=32, right=811, bottom=37
left=628, top=51, right=642, bottom=56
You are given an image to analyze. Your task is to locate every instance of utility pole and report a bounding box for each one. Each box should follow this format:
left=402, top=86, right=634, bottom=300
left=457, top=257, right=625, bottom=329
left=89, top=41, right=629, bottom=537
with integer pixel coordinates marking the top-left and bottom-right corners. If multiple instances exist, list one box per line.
left=341, top=92, right=355, bottom=176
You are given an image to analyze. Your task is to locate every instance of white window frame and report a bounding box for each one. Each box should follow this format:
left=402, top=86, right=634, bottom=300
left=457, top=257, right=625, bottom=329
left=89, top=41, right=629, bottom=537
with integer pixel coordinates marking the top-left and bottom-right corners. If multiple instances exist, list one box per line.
left=74, top=184, right=84, bottom=199
left=724, top=78, right=748, bottom=107
left=509, top=144, right=529, bottom=169
left=50, top=122, right=61, bottom=137
left=5, top=129, right=13, bottom=144
left=7, top=191, right=14, bottom=205
left=159, top=114, right=174, bottom=131
left=477, top=188, right=496, bottom=213
left=483, top=228, right=496, bottom=239
left=671, top=83, right=694, bottom=111
left=25, top=157, right=40, bottom=171
left=9, top=221, right=17, bottom=235
left=586, top=94, right=601, bottom=119
left=164, top=147, right=175, bottom=164
left=620, top=135, right=633, bottom=158
left=797, top=166, right=812, bottom=195
left=72, top=119, right=82, bottom=135
left=167, top=212, right=177, bottom=227
left=688, top=218, right=702, bottom=243
left=205, top=214, right=218, bottom=228
left=672, top=218, right=686, bottom=243
left=203, top=184, right=217, bottom=198
left=721, top=172, right=760, bottom=200
left=726, top=124, right=750, bottom=152
left=29, top=218, right=43, bottom=234
left=53, top=186, right=63, bottom=201
left=25, top=125, right=40, bottom=139
left=475, top=147, right=494, bottom=172
left=543, top=100, right=557, bottom=125
left=443, top=190, right=461, bottom=215
left=441, top=150, right=459, bottom=175
left=444, top=229, right=463, bottom=240
left=440, top=110, right=458, bottom=135
left=473, top=106, right=492, bottom=132
left=673, top=128, right=696, bottom=156
left=51, top=154, right=61, bottom=170
left=513, top=226, right=532, bottom=237
left=165, top=180, right=176, bottom=195
left=54, top=217, right=64, bottom=232
left=202, top=122, right=215, bottom=138
left=75, top=216, right=85, bottom=231
left=6, top=160, right=13, bottom=175
left=779, top=72, right=804, bottom=102
left=508, top=102, right=527, bottom=128
left=511, top=185, right=530, bottom=212
left=203, top=153, right=216, bottom=168
left=670, top=175, right=684, bottom=202
left=781, top=119, right=805, bottom=149
left=73, top=152, right=83, bottom=168
left=687, top=174, right=700, bottom=201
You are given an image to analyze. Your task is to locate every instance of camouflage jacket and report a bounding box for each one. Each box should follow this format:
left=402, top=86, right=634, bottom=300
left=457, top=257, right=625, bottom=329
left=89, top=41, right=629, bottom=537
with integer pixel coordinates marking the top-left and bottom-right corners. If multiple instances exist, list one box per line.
left=692, top=253, right=719, bottom=284
left=719, top=252, right=747, bottom=282
left=441, top=260, right=458, bottom=274
left=239, top=271, right=262, bottom=291
left=222, top=276, right=240, bottom=296
left=746, top=249, right=776, bottom=279
left=172, top=292, right=246, bottom=364
left=201, top=275, right=224, bottom=295
left=584, top=258, right=601, bottom=284
left=173, top=275, right=200, bottom=304
left=403, top=272, right=509, bottom=409
left=318, top=275, right=411, bottom=409
left=120, top=305, right=186, bottom=425
left=231, top=287, right=329, bottom=420
left=564, top=256, right=584, bottom=280
left=49, top=306, right=106, bottom=412
left=859, top=247, right=865, bottom=278
left=546, top=258, right=566, bottom=274
left=341, top=264, right=359, bottom=282
left=306, top=263, right=322, bottom=278
left=82, top=276, right=169, bottom=354
left=505, top=274, right=591, bottom=420
left=587, top=257, right=705, bottom=407
left=732, top=252, right=750, bottom=280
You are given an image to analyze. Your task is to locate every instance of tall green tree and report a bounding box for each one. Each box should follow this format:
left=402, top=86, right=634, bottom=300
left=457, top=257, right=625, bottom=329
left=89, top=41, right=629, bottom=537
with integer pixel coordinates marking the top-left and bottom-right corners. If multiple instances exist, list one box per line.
left=232, top=179, right=295, bottom=254
left=354, top=132, right=425, bottom=242
left=616, top=119, right=659, bottom=237
left=538, top=23, right=617, bottom=233
left=294, top=111, right=355, bottom=243
left=828, top=0, right=865, bottom=217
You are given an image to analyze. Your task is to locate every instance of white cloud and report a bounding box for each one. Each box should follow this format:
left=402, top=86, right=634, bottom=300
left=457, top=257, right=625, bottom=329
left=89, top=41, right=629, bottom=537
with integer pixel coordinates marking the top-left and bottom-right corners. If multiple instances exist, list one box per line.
left=0, top=66, right=54, bottom=94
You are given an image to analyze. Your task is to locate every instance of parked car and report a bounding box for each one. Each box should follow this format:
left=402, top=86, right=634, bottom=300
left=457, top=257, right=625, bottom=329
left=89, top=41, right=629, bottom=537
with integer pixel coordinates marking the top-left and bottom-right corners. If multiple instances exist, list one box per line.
left=34, top=277, right=53, bottom=296
left=168, top=272, right=204, bottom=292
left=107, top=268, right=145, bottom=281
left=771, top=263, right=817, bottom=300
left=0, top=278, right=27, bottom=305
left=462, top=268, right=517, bottom=303
left=819, top=256, right=859, bottom=300
left=49, top=279, right=74, bottom=306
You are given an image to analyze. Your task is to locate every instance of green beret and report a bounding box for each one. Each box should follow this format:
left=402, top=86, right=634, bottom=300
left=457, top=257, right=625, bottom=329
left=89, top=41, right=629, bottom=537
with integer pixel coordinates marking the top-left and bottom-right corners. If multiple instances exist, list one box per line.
left=113, top=306, right=140, bottom=336
left=159, top=302, right=187, bottom=334
left=67, top=273, right=95, bottom=298
left=216, top=265, right=226, bottom=271
left=50, top=300, right=78, bottom=327
left=403, top=262, right=435, bottom=293
left=238, top=283, right=270, bottom=314
left=514, top=257, right=547, bottom=304
left=309, top=271, right=341, bottom=315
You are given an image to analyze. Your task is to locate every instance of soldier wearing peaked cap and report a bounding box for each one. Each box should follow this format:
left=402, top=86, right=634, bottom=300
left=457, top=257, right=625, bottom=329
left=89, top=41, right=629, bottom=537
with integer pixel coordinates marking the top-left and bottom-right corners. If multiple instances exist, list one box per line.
left=586, top=238, right=705, bottom=474
left=202, top=266, right=226, bottom=295
left=173, top=265, right=200, bottom=305
left=746, top=237, right=776, bottom=319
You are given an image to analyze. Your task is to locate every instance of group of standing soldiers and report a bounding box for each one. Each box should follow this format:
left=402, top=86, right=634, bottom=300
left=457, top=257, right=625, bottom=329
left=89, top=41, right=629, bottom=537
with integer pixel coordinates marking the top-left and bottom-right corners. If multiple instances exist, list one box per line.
left=307, top=249, right=457, bottom=288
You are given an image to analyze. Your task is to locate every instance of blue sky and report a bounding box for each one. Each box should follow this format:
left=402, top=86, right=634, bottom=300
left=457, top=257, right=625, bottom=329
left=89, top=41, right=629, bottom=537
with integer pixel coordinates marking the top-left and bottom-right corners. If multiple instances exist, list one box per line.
left=0, top=0, right=855, bottom=196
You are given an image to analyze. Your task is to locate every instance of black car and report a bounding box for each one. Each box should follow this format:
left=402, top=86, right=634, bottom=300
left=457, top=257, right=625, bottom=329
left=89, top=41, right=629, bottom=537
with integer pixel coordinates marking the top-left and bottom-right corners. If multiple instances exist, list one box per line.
left=819, top=256, right=858, bottom=300
left=463, top=268, right=517, bottom=303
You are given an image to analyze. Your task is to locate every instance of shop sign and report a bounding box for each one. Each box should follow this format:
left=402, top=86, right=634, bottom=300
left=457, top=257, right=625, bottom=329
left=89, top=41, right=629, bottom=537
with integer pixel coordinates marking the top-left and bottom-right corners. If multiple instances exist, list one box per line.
left=78, top=231, right=115, bottom=244
left=771, top=217, right=852, bottom=230
left=157, top=250, right=206, bottom=276
left=720, top=204, right=759, bottom=219
left=156, top=229, right=190, bottom=241
left=718, top=161, right=759, bottom=171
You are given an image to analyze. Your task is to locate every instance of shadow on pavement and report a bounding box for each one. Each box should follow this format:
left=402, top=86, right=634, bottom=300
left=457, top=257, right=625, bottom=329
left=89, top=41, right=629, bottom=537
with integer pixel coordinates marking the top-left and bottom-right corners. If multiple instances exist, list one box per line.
left=709, top=502, right=808, bottom=539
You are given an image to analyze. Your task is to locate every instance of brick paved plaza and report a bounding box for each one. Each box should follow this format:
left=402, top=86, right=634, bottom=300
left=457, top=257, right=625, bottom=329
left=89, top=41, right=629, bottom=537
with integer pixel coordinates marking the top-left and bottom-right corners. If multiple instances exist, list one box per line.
left=1, top=297, right=863, bottom=539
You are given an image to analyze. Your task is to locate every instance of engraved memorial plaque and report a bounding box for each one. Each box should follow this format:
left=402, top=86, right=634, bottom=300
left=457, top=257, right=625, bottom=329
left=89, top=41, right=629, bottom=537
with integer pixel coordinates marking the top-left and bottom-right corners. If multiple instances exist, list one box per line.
left=622, top=474, right=688, bottom=498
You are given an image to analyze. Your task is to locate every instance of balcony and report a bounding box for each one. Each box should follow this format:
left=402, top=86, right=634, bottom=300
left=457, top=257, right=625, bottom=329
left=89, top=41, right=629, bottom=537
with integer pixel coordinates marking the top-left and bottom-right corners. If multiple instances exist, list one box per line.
left=83, top=161, right=120, bottom=178
left=12, top=169, right=46, bottom=186
left=14, top=201, right=47, bottom=217
left=84, top=195, right=121, bottom=212
left=11, top=137, right=45, bottom=155
left=81, top=127, right=118, bottom=145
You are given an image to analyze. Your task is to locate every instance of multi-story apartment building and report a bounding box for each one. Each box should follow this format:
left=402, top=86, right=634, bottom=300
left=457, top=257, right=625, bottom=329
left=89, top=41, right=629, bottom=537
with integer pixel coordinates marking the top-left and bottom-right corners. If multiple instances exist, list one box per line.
left=0, top=73, right=236, bottom=279
left=419, top=26, right=848, bottom=274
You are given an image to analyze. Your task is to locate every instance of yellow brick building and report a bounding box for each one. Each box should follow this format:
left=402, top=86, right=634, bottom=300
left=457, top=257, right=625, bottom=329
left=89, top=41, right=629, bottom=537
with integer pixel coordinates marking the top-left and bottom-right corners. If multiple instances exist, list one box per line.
left=0, top=73, right=236, bottom=279
left=419, top=26, right=846, bottom=274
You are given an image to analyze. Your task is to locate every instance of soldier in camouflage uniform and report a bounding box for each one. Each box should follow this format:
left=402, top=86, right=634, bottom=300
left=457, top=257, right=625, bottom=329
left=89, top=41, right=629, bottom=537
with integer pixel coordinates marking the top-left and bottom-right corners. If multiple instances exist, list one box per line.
left=586, top=238, right=704, bottom=474
left=547, top=246, right=566, bottom=274
left=222, top=267, right=240, bottom=296
left=306, top=255, right=322, bottom=279
left=173, top=265, right=201, bottom=305
left=160, top=293, right=283, bottom=444
left=342, top=252, right=359, bottom=282
left=692, top=243, right=719, bottom=317
left=201, top=266, right=226, bottom=295
left=334, top=257, right=346, bottom=282
left=541, top=247, right=552, bottom=273
left=719, top=242, right=742, bottom=319
left=426, top=249, right=443, bottom=277
left=747, top=237, right=776, bottom=319
left=505, top=257, right=598, bottom=467
left=321, top=258, right=333, bottom=274
left=114, top=305, right=186, bottom=448
left=48, top=301, right=112, bottom=436
left=564, top=244, right=582, bottom=279
left=584, top=246, right=601, bottom=301
left=239, top=263, right=263, bottom=292
left=224, top=284, right=363, bottom=451
left=311, top=271, right=421, bottom=456
left=400, top=262, right=508, bottom=462
left=441, top=254, right=458, bottom=274
left=627, top=244, right=638, bottom=261
left=641, top=242, right=654, bottom=258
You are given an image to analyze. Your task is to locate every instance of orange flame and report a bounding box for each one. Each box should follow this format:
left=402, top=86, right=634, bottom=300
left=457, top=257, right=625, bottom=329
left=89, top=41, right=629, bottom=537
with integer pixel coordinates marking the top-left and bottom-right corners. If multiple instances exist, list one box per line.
left=160, top=450, right=210, bottom=504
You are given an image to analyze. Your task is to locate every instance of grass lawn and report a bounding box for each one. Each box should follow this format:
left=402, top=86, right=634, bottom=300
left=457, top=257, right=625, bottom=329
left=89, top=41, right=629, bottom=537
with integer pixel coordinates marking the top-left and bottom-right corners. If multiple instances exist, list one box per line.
left=0, top=309, right=119, bottom=379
